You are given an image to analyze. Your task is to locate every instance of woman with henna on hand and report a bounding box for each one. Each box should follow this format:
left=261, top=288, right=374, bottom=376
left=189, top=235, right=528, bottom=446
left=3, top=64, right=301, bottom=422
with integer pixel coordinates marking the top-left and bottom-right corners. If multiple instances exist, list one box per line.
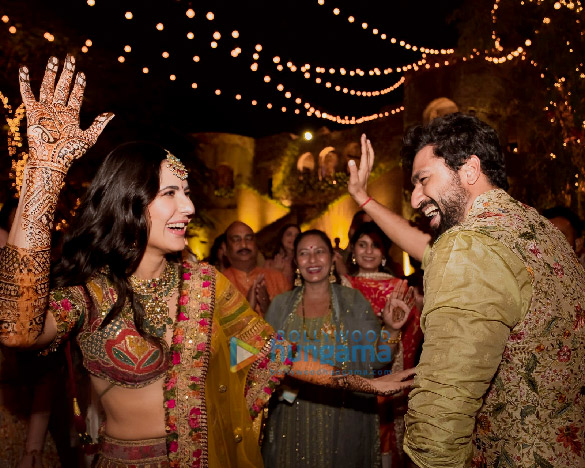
left=0, top=56, right=414, bottom=467
left=262, top=230, right=414, bottom=468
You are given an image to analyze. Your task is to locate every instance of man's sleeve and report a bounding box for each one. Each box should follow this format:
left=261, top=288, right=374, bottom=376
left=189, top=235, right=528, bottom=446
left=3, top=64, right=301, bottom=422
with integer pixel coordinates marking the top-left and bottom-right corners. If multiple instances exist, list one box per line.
left=404, top=231, right=531, bottom=467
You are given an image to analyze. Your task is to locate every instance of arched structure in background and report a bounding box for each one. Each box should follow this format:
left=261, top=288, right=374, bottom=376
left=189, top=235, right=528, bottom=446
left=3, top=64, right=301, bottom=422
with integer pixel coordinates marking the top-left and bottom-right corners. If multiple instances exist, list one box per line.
left=296, top=152, right=315, bottom=174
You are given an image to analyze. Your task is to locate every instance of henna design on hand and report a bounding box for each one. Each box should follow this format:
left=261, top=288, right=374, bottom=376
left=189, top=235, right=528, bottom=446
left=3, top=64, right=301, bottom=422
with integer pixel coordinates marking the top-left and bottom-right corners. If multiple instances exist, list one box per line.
left=0, top=244, right=51, bottom=344
left=0, top=56, right=113, bottom=345
left=16, top=55, right=113, bottom=249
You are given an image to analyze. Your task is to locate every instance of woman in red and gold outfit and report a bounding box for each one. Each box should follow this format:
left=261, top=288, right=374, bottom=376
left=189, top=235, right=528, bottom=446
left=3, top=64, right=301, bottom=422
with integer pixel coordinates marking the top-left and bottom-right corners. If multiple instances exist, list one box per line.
left=342, top=222, right=423, bottom=467
left=0, top=57, right=414, bottom=467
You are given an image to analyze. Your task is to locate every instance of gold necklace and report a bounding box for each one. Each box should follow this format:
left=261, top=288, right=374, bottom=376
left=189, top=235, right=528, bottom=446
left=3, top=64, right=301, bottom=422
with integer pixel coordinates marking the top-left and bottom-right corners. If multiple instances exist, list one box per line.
left=129, top=262, right=178, bottom=338
left=300, top=285, right=336, bottom=341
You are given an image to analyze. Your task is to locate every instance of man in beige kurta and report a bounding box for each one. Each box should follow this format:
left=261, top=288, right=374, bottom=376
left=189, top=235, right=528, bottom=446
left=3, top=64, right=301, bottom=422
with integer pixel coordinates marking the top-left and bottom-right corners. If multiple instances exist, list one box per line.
left=347, top=114, right=585, bottom=467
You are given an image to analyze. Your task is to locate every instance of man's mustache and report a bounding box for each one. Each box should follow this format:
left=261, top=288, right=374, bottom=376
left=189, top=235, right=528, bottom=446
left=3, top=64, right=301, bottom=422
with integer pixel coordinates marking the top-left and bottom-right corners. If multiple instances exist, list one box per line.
left=237, top=248, right=252, bottom=255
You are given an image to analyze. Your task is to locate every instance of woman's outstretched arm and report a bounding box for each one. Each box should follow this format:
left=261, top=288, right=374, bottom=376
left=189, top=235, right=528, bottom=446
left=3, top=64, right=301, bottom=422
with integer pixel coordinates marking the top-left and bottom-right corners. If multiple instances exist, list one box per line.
left=0, top=55, right=113, bottom=347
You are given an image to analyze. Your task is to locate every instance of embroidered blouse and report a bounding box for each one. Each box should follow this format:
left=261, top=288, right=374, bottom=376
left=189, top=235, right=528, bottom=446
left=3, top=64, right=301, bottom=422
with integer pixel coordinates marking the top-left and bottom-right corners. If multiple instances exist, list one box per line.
left=46, top=266, right=173, bottom=387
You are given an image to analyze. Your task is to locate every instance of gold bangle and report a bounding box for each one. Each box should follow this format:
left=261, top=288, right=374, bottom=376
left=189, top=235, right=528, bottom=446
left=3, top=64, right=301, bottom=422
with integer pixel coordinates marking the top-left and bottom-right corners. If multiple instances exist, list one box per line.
left=385, top=330, right=401, bottom=345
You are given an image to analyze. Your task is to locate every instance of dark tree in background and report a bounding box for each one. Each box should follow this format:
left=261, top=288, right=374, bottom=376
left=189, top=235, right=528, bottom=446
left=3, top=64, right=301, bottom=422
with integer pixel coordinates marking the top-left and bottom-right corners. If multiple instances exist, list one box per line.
left=452, top=0, right=585, bottom=214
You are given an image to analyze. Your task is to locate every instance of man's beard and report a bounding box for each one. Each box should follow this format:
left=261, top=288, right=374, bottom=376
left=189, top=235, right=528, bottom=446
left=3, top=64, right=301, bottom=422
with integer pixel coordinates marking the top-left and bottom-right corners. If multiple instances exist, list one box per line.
left=421, top=177, right=469, bottom=236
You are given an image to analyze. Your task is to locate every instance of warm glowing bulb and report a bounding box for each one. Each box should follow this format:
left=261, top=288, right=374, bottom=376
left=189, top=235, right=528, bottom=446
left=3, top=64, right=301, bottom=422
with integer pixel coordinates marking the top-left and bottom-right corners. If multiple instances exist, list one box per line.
left=87, top=0, right=95, bottom=5
left=1, top=15, right=9, bottom=23
left=191, top=83, right=197, bottom=89
left=81, top=46, right=89, bottom=53
left=255, top=44, right=262, bottom=52
left=186, top=8, right=195, bottom=18
left=285, top=91, right=291, bottom=98
left=250, top=63, right=258, bottom=71
left=273, top=56, right=280, bottom=63
left=8, top=25, right=16, bottom=34
left=525, top=39, right=532, bottom=46
left=252, top=100, right=257, bottom=105
left=215, top=89, right=221, bottom=95
left=232, top=30, right=239, bottom=38
left=277, top=84, right=284, bottom=91
left=333, top=8, right=340, bottom=14
left=348, top=16, right=354, bottom=22
left=125, top=11, right=133, bottom=19
left=264, top=75, right=271, bottom=82
left=267, top=103, right=272, bottom=109
left=193, top=55, right=200, bottom=62
left=170, top=75, right=176, bottom=81
left=187, top=32, right=194, bottom=39
left=206, top=12, right=214, bottom=20
left=213, top=31, right=221, bottom=40
left=362, top=22, right=368, bottom=29
left=118, top=56, right=125, bottom=63
left=156, top=23, right=164, bottom=31
left=211, top=41, right=218, bottom=48
left=162, top=51, right=169, bottom=58
left=143, top=67, right=149, bottom=73
left=124, top=45, right=131, bottom=53
left=304, top=131, right=313, bottom=140
left=235, top=94, right=241, bottom=100
left=85, top=39, right=93, bottom=46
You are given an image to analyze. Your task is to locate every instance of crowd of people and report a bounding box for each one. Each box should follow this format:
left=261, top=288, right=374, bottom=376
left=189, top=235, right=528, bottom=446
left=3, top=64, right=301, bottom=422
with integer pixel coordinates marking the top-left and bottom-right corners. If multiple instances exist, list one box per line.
left=0, top=55, right=583, bottom=468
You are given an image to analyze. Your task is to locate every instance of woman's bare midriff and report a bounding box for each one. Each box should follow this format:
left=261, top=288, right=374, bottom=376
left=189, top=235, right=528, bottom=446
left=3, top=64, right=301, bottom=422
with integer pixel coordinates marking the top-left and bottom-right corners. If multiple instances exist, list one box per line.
left=92, top=374, right=167, bottom=440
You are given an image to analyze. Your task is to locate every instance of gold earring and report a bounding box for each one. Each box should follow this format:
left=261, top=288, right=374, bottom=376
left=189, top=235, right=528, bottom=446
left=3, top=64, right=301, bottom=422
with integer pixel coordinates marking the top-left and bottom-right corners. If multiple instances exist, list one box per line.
left=329, top=264, right=336, bottom=283
left=294, top=268, right=302, bottom=287
left=351, top=254, right=356, bottom=265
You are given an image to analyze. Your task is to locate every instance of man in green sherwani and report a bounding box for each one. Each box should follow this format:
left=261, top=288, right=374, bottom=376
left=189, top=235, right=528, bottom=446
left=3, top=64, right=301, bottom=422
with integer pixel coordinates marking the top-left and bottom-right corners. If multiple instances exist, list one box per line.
left=347, top=113, right=585, bottom=467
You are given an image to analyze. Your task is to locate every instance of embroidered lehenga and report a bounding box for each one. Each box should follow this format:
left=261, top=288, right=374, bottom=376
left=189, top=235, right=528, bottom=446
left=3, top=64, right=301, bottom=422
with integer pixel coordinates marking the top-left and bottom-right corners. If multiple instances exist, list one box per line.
left=44, top=260, right=292, bottom=467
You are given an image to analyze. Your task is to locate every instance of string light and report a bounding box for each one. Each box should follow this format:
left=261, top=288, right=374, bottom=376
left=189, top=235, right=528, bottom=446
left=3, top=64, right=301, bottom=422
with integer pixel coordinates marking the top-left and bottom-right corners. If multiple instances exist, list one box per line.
left=186, top=9, right=195, bottom=18
left=3, top=2, right=580, bottom=136
left=125, top=11, right=133, bottom=20
left=1, top=91, right=27, bottom=196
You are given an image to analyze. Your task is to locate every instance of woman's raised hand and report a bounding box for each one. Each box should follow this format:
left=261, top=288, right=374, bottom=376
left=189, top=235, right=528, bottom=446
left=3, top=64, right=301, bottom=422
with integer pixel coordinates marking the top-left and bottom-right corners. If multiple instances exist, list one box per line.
left=19, top=55, right=113, bottom=170
left=382, top=279, right=415, bottom=331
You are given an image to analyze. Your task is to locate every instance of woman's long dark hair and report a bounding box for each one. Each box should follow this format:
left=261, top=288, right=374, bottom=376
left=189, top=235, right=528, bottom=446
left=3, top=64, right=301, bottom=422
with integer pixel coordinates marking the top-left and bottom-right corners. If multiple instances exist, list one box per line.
left=51, top=141, right=170, bottom=338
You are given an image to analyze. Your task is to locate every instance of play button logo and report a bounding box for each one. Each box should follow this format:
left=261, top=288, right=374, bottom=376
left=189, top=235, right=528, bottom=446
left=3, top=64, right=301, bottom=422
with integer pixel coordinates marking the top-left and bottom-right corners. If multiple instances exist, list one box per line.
left=229, top=337, right=260, bottom=372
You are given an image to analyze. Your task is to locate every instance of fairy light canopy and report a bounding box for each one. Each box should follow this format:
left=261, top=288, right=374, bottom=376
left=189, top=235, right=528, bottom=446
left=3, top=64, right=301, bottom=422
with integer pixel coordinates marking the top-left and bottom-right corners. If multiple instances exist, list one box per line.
left=0, top=0, right=471, bottom=137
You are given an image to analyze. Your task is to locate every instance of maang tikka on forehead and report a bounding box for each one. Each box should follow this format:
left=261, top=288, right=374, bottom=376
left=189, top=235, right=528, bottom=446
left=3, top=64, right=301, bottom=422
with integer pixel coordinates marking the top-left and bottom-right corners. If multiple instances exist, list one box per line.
left=165, top=151, right=188, bottom=180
